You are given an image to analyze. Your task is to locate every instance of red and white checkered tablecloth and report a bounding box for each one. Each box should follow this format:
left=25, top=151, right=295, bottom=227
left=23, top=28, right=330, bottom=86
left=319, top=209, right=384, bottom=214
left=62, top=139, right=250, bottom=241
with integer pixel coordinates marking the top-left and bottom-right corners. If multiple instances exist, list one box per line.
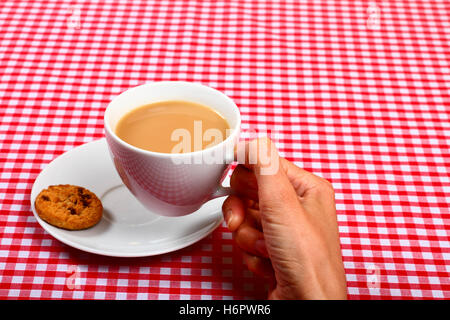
left=0, top=0, right=449, bottom=300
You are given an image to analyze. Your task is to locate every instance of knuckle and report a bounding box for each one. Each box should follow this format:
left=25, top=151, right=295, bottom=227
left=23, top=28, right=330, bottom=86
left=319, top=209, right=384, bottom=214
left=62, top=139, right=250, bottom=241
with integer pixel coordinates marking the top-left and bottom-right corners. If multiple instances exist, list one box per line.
left=243, top=253, right=259, bottom=273
left=247, top=258, right=259, bottom=274
left=233, top=224, right=248, bottom=245
left=320, top=178, right=335, bottom=195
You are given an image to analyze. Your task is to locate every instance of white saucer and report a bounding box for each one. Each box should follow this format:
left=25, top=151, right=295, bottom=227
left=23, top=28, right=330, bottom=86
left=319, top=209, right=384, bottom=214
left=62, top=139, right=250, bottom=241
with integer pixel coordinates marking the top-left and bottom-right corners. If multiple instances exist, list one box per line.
left=30, top=138, right=225, bottom=257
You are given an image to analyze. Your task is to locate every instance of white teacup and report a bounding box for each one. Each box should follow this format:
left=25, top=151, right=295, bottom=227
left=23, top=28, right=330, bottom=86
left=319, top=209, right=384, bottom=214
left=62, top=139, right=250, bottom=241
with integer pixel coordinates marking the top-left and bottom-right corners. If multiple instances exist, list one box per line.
left=104, top=82, right=241, bottom=216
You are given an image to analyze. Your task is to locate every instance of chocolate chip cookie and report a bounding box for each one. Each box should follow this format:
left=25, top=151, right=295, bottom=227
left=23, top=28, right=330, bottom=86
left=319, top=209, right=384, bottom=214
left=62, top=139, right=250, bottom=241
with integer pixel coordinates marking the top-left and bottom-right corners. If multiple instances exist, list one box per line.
left=34, top=185, right=103, bottom=230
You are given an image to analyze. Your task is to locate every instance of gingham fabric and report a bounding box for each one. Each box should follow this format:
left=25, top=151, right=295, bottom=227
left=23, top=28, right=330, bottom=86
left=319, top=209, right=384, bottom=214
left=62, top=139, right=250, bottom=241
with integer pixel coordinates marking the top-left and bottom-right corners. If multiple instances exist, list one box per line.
left=0, top=0, right=449, bottom=300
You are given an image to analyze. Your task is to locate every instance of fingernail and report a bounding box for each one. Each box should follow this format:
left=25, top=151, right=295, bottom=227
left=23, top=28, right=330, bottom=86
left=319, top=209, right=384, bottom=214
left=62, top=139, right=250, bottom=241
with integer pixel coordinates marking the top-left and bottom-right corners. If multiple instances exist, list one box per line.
left=225, top=209, right=234, bottom=229
left=255, top=239, right=268, bottom=257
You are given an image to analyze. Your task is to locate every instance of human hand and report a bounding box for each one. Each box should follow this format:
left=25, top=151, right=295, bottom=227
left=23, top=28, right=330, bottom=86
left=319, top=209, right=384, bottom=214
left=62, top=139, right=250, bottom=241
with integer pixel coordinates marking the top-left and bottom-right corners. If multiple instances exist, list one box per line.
left=222, top=138, right=347, bottom=299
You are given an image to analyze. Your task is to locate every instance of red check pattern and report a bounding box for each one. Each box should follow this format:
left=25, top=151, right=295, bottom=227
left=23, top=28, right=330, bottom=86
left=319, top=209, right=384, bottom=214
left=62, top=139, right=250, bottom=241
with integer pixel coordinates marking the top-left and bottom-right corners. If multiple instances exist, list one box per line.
left=0, top=0, right=449, bottom=300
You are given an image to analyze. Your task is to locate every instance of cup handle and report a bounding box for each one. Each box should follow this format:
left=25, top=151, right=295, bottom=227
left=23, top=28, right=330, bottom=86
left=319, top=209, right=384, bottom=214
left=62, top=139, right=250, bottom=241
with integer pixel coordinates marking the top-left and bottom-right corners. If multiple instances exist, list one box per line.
left=208, top=150, right=236, bottom=200
left=208, top=185, right=234, bottom=200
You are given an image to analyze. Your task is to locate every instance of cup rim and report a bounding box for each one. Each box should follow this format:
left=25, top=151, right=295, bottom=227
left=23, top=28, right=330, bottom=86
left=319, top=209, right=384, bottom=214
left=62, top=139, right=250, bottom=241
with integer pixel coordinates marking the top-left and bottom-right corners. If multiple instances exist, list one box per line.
left=104, top=81, right=241, bottom=158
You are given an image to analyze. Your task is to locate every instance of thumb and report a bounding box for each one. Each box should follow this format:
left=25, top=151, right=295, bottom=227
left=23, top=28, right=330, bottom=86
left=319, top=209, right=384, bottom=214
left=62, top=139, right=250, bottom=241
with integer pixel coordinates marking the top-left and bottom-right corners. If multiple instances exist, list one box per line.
left=236, top=138, right=300, bottom=216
